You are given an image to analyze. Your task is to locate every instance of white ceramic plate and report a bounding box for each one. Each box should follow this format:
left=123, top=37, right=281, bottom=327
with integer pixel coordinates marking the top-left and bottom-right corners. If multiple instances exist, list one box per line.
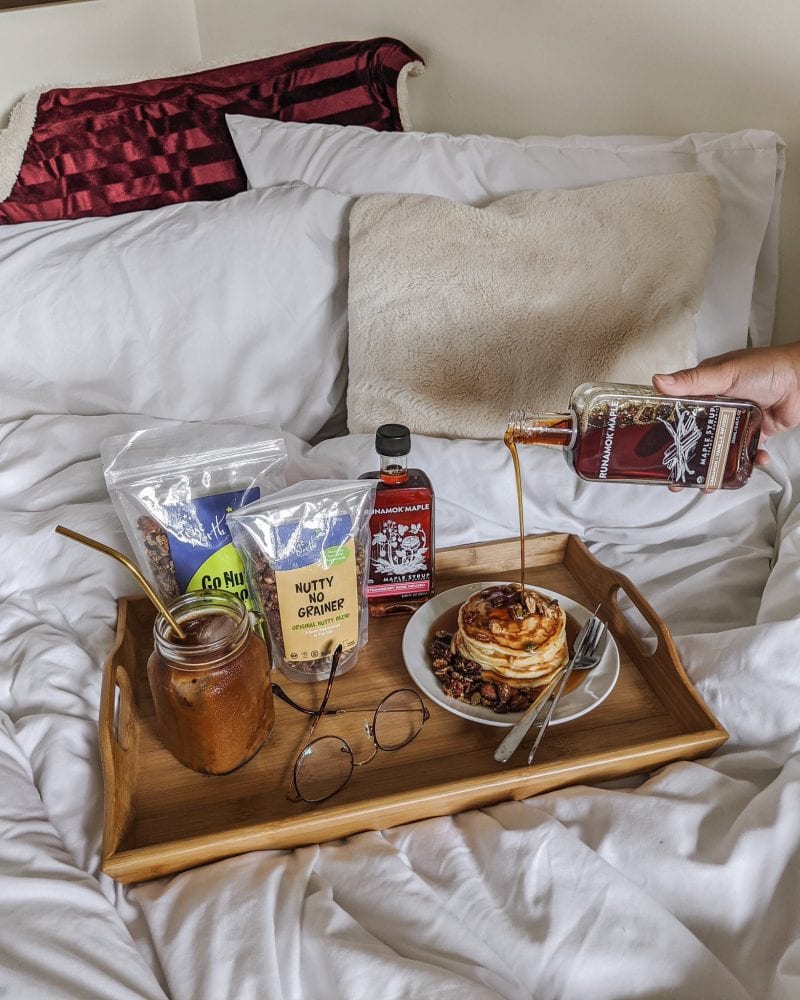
left=401, top=581, right=620, bottom=728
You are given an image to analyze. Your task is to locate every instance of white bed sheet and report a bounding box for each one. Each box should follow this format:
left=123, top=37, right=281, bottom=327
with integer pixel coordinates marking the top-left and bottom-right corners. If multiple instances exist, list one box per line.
left=1, top=412, right=799, bottom=999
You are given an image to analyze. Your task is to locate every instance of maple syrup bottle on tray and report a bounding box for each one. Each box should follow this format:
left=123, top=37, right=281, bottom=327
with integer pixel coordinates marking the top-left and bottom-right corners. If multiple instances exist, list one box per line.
left=359, top=423, right=435, bottom=615
left=506, top=382, right=763, bottom=490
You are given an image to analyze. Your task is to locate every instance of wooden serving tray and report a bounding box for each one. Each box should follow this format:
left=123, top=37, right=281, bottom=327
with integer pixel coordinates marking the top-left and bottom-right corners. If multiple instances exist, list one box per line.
left=99, top=533, right=727, bottom=883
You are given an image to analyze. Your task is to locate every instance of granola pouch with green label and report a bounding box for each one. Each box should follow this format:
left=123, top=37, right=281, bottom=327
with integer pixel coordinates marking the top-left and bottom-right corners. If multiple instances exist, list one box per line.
left=101, top=421, right=288, bottom=608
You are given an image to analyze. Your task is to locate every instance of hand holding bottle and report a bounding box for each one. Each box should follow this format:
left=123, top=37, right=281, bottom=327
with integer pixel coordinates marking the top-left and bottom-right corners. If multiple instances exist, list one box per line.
left=508, top=383, right=761, bottom=491
left=653, top=341, right=800, bottom=467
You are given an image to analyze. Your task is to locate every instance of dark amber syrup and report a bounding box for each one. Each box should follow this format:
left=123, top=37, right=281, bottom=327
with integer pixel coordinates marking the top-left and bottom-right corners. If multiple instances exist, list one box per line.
left=500, top=420, right=583, bottom=696
left=574, top=419, right=756, bottom=486
left=360, top=466, right=435, bottom=616
left=503, top=427, right=526, bottom=594
left=504, top=416, right=573, bottom=596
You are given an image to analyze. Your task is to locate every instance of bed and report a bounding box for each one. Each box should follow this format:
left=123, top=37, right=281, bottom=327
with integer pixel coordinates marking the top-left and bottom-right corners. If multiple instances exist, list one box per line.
left=1, top=37, right=799, bottom=1000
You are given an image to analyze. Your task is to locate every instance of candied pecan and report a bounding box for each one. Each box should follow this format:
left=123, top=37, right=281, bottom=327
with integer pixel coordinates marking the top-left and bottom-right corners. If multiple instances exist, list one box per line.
left=451, top=655, right=482, bottom=680
left=443, top=675, right=477, bottom=701
left=507, top=692, right=532, bottom=712
left=430, top=630, right=451, bottom=657
left=496, top=682, right=512, bottom=704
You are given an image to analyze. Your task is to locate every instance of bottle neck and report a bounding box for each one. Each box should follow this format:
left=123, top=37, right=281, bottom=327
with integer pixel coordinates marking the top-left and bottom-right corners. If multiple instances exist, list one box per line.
left=379, top=453, right=410, bottom=485
left=506, top=411, right=577, bottom=450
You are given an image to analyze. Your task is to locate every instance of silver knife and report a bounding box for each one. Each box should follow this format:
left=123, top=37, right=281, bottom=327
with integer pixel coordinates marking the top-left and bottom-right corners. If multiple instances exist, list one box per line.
left=493, top=617, right=592, bottom=764
left=527, top=612, right=604, bottom=765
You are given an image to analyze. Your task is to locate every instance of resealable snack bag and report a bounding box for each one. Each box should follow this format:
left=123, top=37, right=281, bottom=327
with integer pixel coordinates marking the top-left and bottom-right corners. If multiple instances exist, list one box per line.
left=101, top=421, right=287, bottom=606
left=228, top=479, right=376, bottom=682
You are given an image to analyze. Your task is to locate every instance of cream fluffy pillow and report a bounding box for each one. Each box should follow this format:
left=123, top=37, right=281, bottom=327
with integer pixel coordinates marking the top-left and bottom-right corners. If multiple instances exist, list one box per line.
left=346, top=173, right=719, bottom=439
left=226, top=116, right=783, bottom=356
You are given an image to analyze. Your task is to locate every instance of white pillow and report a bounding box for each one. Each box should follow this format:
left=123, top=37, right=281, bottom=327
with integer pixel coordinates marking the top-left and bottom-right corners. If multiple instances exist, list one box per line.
left=0, top=182, right=351, bottom=441
left=347, top=175, right=719, bottom=438
left=226, top=115, right=785, bottom=357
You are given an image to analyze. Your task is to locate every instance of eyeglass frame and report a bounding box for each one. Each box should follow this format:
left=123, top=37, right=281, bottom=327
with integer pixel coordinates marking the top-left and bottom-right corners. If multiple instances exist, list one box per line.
left=273, top=644, right=430, bottom=803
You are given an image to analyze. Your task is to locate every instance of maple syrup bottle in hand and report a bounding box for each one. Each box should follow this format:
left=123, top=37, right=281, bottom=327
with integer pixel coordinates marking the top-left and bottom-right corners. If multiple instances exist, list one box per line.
left=359, top=424, right=435, bottom=615
left=507, top=382, right=763, bottom=490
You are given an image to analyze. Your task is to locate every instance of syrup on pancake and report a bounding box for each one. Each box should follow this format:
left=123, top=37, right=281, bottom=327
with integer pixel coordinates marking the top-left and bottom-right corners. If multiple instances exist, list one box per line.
left=429, top=583, right=570, bottom=713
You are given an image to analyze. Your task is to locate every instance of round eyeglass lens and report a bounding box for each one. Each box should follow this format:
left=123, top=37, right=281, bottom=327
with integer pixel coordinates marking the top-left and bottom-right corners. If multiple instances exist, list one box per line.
left=373, top=689, right=426, bottom=750
left=295, top=736, right=353, bottom=802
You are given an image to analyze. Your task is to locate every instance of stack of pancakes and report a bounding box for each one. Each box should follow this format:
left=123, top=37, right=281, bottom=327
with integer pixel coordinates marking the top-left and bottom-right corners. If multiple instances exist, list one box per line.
left=451, top=584, right=568, bottom=688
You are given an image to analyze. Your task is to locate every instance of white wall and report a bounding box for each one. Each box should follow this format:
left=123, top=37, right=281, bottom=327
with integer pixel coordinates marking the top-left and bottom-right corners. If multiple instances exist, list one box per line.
left=0, top=0, right=200, bottom=115
left=1, top=0, right=798, bottom=347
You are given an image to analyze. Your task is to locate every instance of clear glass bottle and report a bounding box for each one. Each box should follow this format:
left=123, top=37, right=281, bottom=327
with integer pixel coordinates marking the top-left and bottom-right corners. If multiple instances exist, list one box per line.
left=506, top=382, right=763, bottom=490
left=146, top=589, right=274, bottom=774
left=359, top=423, right=435, bottom=615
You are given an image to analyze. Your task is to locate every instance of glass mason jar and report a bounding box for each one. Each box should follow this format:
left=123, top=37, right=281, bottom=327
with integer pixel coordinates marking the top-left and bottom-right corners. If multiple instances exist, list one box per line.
left=146, top=589, right=274, bottom=775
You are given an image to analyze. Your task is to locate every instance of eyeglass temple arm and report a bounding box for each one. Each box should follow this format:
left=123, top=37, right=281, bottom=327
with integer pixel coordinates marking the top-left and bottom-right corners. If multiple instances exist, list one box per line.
left=297, top=643, right=343, bottom=741
left=317, top=644, right=342, bottom=713
left=287, top=645, right=344, bottom=801
left=272, top=684, right=343, bottom=716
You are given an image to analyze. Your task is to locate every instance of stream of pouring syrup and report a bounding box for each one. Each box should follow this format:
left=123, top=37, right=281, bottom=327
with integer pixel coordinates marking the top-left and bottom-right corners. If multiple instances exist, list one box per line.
left=503, top=425, right=526, bottom=595
left=503, top=428, right=582, bottom=686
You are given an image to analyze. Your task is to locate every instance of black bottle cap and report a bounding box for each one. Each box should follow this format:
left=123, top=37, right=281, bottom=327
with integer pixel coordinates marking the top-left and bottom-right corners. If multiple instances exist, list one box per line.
left=375, top=423, right=411, bottom=457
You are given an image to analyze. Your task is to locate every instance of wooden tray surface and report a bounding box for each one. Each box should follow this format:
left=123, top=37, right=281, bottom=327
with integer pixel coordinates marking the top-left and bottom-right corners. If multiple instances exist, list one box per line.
left=99, top=533, right=727, bottom=883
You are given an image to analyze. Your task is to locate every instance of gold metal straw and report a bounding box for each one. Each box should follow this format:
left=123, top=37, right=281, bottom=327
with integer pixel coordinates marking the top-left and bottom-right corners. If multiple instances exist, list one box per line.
left=54, top=524, right=186, bottom=639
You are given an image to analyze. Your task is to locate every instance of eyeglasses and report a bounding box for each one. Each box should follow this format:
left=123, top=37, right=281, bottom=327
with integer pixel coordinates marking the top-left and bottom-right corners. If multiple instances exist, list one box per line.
left=272, top=645, right=430, bottom=803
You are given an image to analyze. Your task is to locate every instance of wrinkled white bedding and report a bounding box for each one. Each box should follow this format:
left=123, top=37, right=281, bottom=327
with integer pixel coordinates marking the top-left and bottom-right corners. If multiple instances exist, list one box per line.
left=2, top=409, right=799, bottom=1000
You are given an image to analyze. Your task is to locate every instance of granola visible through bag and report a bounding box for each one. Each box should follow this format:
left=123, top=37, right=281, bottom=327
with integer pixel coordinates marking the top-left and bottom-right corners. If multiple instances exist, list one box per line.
left=102, top=421, right=287, bottom=606
left=228, top=480, right=376, bottom=682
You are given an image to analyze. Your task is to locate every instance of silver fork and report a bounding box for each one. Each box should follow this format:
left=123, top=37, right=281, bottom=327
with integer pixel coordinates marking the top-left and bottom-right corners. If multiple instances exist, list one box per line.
left=494, top=614, right=597, bottom=764
left=526, top=616, right=607, bottom=765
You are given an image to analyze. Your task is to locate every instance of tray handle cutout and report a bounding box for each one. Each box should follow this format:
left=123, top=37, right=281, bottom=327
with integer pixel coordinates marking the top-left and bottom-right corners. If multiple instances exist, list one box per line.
left=566, top=536, right=680, bottom=670
left=593, top=566, right=725, bottom=732
left=604, top=581, right=667, bottom=663
left=566, top=535, right=726, bottom=733
left=112, top=664, right=134, bottom=753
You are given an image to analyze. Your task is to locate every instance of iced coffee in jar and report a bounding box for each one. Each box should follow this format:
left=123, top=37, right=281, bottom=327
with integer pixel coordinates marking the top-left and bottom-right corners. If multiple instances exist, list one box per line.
left=147, top=590, right=273, bottom=775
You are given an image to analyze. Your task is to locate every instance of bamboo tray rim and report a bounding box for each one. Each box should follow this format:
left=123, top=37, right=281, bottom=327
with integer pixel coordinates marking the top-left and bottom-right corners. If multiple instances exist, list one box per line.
left=99, top=532, right=728, bottom=882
